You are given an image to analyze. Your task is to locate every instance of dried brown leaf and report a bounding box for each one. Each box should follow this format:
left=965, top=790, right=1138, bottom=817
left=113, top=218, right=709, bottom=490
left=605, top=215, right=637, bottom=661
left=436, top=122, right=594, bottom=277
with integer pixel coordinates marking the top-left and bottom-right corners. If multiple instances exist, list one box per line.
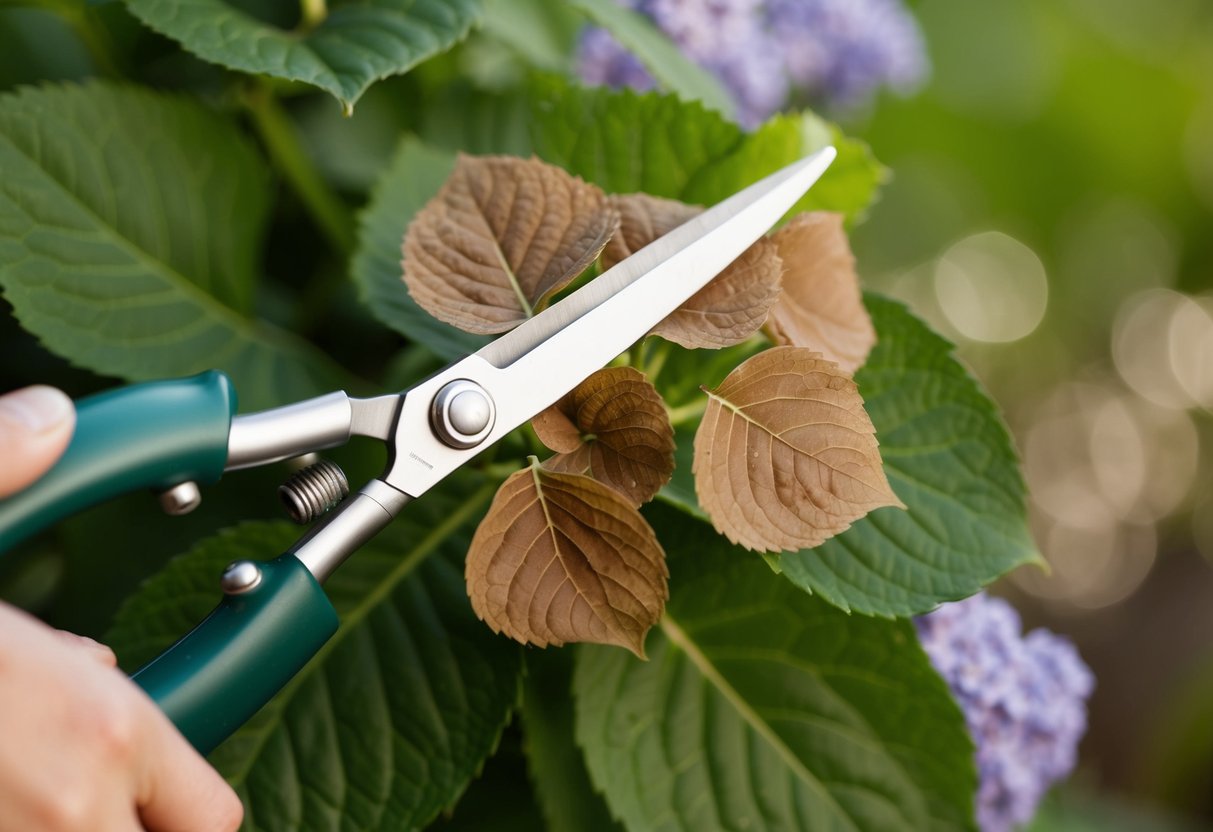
left=604, top=193, right=784, bottom=349
left=402, top=155, right=620, bottom=334
left=766, top=212, right=875, bottom=373
left=466, top=461, right=668, bottom=657
left=692, top=346, right=904, bottom=552
left=601, top=193, right=700, bottom=269
left=529, top=406, right=583, bottom=454
left=532, top=367, right=675, bottom=507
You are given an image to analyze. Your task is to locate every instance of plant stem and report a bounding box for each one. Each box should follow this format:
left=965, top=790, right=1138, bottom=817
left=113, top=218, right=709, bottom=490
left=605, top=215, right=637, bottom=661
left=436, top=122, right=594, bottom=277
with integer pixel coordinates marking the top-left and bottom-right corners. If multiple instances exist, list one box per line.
left=630, top=339, right=650, bottom=371
left=243, top=82, right=354, bottom=258
left=642, top=339, right=671, bottom=381
left=666, top=398, right=707, bottom=427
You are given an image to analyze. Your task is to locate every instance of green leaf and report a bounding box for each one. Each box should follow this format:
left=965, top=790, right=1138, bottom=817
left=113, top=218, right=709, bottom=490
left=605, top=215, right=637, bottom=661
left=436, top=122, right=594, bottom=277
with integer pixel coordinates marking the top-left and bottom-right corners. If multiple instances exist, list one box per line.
left=521, top=651, right=622, bottom=832
left=354, top=83, right=884, bottom=359
left=566, top=0, right=734, bottom=119
left=121, top=0, right=484, bottom=112
left=107, top=477, right=522, bottom=831
left=428, top=731, right=548, bottom=831
left=774, top=294, right=1042, bottom=616
left=796, top=113, right=889, bottom=224
left=0, top=82, right=346, bottom=410
left=351, top=135, right=489, bottom=360
left=677, top=112, right=886, bottom=222
left=529, top=77, right=746, bottom=199
left=417, top=83, right=533, bottom=157
left=529, top=78, right=883, bottom=223
left=575, top=503, right=977, bottom=832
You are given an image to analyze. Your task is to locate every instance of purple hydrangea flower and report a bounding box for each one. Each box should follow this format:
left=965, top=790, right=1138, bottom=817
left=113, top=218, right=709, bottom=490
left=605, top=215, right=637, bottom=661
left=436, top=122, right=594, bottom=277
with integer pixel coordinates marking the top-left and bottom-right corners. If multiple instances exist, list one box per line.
left=574, top=0, right=928, bottom=127
left=915, top=594, right=1095, bottom=832
left=576, top=26, right=657, bottom=93
left=764, top=0, right=929, bottom=107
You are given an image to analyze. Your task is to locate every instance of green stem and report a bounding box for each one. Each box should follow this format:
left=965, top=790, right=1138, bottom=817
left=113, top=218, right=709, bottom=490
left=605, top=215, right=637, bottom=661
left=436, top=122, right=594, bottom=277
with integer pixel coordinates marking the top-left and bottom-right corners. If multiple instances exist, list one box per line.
left=666, top=398, right=707, bottom=427
left=627, top=341, right=643, bottom=369
left=243, top=83, right=354, bottom=258
left=641, top=339, right=672, bottom=381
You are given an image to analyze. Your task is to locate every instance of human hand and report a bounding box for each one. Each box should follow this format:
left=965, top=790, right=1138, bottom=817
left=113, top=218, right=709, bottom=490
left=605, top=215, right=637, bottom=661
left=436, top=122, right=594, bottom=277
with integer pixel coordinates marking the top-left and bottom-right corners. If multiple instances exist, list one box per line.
left=0, top=386, right=243, bottom=830
left=0, top=603, right=244, bottom=831
left=0, top=386, right=76, bottom=498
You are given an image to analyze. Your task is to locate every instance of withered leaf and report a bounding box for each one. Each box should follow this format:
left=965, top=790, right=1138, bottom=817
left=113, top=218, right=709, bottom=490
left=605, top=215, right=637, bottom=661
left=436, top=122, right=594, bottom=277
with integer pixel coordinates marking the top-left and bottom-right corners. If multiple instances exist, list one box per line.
left=766, top=212, right=875, bottom=373
left=604, top=193, right=784, bottom=349
left=692, top=346, right=904, bottom=553
left=532, top=367, right=675, bottom=507
left=466, top=461, right=668, bottom=657
left=402, top=155, right=620, bottom=334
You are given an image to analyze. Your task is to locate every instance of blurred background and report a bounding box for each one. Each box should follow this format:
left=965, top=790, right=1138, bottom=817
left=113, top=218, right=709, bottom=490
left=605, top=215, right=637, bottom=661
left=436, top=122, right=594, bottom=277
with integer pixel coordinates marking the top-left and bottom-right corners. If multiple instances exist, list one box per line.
left=2, top=0, right=1212, bottom=827
left=846, top=0, right=1213, bottom=827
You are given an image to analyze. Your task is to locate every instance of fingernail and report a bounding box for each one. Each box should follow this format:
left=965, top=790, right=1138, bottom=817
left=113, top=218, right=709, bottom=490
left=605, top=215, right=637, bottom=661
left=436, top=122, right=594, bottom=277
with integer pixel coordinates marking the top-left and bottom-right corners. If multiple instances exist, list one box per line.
left=0, top=386, right=73, bottom=434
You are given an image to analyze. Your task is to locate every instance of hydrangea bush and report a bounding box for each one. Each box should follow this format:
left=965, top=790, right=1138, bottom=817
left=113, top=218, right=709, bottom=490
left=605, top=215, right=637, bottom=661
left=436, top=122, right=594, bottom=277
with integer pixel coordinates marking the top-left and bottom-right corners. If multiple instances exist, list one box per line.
left=0, top=1, right=1088, bottom=830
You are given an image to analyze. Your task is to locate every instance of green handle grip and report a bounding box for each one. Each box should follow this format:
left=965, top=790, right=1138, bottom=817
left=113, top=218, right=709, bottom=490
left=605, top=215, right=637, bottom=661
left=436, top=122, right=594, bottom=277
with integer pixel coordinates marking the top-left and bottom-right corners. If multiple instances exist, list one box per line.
left=132, top=554, right=338, bottom=754
left=0, top=372, right=236, bottom=552
left=0, top=372, right=334, bottom=753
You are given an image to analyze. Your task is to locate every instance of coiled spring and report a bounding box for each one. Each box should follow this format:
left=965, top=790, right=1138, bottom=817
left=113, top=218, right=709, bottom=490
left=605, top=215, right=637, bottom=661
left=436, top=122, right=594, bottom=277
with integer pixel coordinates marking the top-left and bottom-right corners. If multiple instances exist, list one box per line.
left=279, top=459, right=349, bottom=524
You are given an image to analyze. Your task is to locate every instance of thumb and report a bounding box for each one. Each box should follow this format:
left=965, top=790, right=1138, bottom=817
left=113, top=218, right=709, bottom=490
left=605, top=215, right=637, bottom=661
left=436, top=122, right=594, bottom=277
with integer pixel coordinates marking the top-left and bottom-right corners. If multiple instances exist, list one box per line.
left=0, top=386, right=75, bottom=498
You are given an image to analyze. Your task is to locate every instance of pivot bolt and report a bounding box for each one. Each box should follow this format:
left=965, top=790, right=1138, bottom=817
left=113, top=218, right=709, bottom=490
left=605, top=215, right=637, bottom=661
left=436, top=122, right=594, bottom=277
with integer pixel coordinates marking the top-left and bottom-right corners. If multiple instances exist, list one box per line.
left=220, top=560, right=262, bottom=595
left=431, top=380, right=496, bottom=449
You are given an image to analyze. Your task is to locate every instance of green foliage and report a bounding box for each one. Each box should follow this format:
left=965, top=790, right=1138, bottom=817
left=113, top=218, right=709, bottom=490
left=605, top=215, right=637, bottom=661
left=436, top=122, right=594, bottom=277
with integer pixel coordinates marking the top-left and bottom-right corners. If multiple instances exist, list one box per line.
left=660, top=296, right=1039, bottom=617
left=576, top=504, right=977, bottom=832
left=107, top=479, right=522, bottom=830
left=0, top=83, right=346, bottom=410
left=521, top=652, right=622, bottom=832
left=122, top=0, right=485, bottom=112
left=0, top=7, right=1044, bottom=830
left=530, top=77, right=884, bottom=221
left=777, top=295, right=1041, bottom=616
left=351, top=136, right=486, bottom=361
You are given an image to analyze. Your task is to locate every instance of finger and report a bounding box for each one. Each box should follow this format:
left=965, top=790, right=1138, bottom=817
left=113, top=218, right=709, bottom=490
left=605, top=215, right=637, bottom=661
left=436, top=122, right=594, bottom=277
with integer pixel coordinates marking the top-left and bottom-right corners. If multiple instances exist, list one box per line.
left=0, top=386, right=75, bottom=498
left=56, top=631, right=119, bottom=667
left=134, top=703, right=243, bottom=832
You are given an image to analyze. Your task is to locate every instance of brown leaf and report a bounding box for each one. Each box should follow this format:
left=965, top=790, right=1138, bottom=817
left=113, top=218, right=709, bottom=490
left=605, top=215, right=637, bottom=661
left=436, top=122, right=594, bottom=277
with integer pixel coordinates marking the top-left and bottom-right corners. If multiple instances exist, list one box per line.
left=466, top=461, right=668, bottom=657
left=601, top=193, right=700, bottom=268
left=532, top=367, right=675, bottom=507
left=766, top=212, right=875, bottom=373
left=402, top=155, right=620, bottom=334
left=604, top=193, right=784, bottom=349
left=529, top=406, right=583, bottom=454
left=692, top=346, right=904, bottom=552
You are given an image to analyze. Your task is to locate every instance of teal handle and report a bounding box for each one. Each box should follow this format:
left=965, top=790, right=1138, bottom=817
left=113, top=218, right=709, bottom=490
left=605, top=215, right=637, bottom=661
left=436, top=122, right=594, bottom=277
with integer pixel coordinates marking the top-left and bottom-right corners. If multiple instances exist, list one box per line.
left=0, top=372, right=236, bottom=552
left=133, top=554, right=339, bottom=755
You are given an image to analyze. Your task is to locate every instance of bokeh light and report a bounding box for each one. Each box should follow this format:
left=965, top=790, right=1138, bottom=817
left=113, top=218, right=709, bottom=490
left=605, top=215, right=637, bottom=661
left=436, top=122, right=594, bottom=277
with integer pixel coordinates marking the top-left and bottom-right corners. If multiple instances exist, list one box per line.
left=1014, top=379, right=1198, bottom=609
left=933, top=231, right=1049, bottom=343
left=1112, top=290, right=1200, bottom=409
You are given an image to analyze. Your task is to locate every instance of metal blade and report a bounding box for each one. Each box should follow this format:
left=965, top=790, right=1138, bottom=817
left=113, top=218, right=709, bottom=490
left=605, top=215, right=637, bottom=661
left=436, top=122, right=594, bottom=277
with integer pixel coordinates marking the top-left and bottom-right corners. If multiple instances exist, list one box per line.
left=384, top=148, right=836, bottom=498
left=478, top=146, right=836, bottom=369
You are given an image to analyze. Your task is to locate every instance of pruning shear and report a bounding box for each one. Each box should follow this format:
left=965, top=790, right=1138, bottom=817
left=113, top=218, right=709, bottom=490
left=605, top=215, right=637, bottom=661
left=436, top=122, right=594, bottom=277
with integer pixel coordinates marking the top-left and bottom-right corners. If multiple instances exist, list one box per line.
left=0, top=148, right=835, bottom=755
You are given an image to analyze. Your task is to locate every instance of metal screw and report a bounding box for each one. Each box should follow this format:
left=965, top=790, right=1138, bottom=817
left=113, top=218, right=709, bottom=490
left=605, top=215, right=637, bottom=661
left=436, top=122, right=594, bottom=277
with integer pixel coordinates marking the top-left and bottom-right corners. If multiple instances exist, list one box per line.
left=157, top=481, right=201, bottom=516
left=449, top=390, right=492, bottom=435
left=430, top=380, right=496, bottom=449
left=220, top=560, right=262, bottom=595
